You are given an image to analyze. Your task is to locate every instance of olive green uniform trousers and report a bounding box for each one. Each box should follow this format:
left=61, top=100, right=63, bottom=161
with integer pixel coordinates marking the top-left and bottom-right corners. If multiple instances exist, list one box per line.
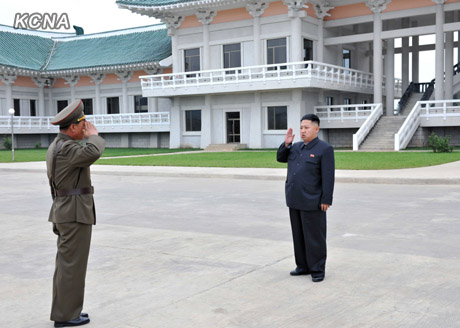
left=51, top=222, right=92, bottom=322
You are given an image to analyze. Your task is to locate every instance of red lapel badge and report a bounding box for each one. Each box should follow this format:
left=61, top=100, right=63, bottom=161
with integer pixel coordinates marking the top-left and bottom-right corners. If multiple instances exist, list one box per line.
left=310, top=154, right=315, bottom=158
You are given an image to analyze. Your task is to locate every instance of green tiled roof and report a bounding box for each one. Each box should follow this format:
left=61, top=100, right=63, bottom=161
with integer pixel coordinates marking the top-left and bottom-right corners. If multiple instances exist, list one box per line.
left=0, top=25, right=171, bottom=73
left=0, top=31, right=54, bottom=70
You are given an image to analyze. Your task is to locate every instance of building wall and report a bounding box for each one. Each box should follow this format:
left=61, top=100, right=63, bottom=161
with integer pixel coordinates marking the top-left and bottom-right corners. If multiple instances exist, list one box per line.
left=408, top=126, right=460, bottom=147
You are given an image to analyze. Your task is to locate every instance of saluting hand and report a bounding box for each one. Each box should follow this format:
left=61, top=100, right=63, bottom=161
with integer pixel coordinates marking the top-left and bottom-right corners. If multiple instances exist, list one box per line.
left=285, top=128, right=295, bottom=147
left=83, top=121, right=99, bottom=138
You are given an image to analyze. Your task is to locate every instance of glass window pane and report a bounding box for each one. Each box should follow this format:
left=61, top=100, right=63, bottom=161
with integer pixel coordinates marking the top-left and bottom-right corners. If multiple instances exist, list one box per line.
left=267, top=107, right=275, bottom=130
left=275, top=107, right=287, bottom=130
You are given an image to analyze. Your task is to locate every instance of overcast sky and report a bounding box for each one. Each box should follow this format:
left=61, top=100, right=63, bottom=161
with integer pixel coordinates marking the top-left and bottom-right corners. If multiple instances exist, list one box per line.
left=0, top=0, right=160, bottom=34
left=1, top=0, right=450, bottom=83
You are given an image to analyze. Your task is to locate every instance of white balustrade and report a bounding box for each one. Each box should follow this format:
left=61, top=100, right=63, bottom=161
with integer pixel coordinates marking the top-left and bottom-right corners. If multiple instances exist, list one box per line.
left=141, top=61, right=376, bottom=92
left=0, top=112, right=170, bottom=134
left=315, top=103, right=378, bottom=123
left=352, top=103, right=383, bottom=151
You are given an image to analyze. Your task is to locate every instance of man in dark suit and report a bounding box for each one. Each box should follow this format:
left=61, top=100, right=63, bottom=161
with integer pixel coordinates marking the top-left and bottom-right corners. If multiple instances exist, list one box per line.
left=277, top=113, right=335, bottom=282
left=46, top=99, right=105, bottom=327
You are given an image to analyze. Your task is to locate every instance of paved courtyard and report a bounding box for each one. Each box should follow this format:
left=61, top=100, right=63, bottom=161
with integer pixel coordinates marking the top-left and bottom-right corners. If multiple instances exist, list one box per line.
left=0, top=169, right=459, bottom=327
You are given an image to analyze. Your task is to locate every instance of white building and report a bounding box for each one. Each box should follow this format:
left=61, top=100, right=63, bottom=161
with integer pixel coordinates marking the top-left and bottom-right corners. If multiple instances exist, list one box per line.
left=2, top=0, right=460, bottom=150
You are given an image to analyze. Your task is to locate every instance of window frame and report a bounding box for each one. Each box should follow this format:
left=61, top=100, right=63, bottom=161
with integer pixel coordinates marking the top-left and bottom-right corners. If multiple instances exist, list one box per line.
left=184, top=109, right=202, bottom=133
left=266, top=105, right=288, bottom=131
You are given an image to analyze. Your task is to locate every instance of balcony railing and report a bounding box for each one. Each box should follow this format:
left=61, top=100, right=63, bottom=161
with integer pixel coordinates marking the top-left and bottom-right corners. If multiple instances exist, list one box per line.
left=315, top=103, right=380, bottom=123
left=141, top=61, right=402, bottom=96
left=0, top=112, right=170, bottom=134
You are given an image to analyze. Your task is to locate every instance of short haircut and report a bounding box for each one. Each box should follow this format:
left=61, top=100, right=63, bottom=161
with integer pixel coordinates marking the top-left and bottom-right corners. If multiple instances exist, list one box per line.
left=300, top=113, right=320, bottom=126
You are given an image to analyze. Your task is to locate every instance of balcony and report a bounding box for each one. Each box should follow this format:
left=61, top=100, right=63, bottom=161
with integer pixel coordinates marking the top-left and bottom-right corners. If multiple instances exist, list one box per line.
left=141, top=61, right=402, bottom=98
left=0, top=112, right=170, bottom=135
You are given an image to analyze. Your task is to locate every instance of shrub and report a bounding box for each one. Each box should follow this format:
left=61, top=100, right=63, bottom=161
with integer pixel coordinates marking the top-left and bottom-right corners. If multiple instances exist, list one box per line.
left=35, top=142, right=41, bottom=149
left=3, top=136, right=12, bottom=150
left=427, top=132, right=453, bottom=153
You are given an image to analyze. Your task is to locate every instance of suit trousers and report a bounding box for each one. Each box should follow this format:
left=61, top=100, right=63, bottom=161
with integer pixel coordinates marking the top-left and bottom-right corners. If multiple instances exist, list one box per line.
left=51, top=222, right=92, bottom=321
left=289, top=208, right=327, bottom=277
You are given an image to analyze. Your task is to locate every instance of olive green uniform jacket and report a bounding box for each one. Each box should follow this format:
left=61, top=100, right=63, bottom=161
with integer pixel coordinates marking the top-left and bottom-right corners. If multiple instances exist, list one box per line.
left=46, top=133, right=106, bottom=225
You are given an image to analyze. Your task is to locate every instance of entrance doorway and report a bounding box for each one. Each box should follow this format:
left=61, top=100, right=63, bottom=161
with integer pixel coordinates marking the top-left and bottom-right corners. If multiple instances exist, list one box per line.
left=226, top=112, right=240, bottom=143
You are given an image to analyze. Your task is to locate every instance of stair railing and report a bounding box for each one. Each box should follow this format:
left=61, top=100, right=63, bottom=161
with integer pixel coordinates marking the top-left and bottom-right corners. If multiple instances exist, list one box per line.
left=420, top=79, right=435, bottom=101
left=394, top=82, right=414, bottom=115
left=454, top=63, right=460, bottom=76
left=394, top=101, right=422, bottom=151
left=352, top=103, right=383, bottom=151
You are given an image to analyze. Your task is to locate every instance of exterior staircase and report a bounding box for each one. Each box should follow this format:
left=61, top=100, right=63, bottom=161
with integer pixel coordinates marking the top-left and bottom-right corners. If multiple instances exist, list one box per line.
left=359, top=93, right=424, bottom=151
left=205, top=143, right=248, bottom=151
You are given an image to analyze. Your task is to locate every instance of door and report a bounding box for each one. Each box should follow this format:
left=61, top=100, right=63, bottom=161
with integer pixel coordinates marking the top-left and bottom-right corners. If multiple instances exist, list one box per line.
left=226, top=112, right=240, bottom=143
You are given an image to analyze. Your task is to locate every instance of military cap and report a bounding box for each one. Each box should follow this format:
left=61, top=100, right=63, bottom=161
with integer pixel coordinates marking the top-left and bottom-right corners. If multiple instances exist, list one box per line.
left=51, top=99, right=86, bottom=127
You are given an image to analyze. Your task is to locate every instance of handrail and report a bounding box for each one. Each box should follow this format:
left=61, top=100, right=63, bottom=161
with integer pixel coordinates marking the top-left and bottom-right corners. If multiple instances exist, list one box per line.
left=454, top=62, right=460, bottom=76
left=0, top=112, right=170, bottom=131
left=141, top=60, right=375, bottom=91
left=395, top=81, right=415, bottom=115
left=315, top=103, right=375, bottom=122
left=395, top=101, right=422, bottom=151
left=352, top=103, right=383, bottom=151
left=420, top=79, right=435, bottom=101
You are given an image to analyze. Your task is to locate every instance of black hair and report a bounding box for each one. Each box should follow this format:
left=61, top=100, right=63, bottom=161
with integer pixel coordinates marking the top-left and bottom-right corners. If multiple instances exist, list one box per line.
left=300, top=113, right=320, bottom=126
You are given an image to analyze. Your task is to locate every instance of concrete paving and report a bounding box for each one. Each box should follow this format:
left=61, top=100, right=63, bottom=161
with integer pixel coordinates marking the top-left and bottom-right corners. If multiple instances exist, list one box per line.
left=0, top=162, right=460, bottom=327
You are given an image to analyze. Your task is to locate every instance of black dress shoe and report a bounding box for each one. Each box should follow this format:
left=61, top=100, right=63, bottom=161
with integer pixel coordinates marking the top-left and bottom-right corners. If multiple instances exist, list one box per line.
left=80, top=313, right=89, bottom=318
left=54, top=315, right=90, bottom=327
left=290, top=267, right=310, bottom=276
left=312, top=276, right=324, bottom=282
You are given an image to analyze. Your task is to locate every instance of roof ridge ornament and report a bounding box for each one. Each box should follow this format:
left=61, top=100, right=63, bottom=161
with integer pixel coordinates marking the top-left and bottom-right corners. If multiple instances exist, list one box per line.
left=196, top=8, right=217, bottom=25
left=366, top=0, right=391, bottom=13
left=246, top=1, right=269, bottom=18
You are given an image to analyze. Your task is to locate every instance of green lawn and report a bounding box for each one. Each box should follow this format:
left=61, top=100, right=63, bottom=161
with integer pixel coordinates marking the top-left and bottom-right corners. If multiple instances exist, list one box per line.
left=2, top=148, right=460, bottom=170
left=0, top=148, right=196, bottom=163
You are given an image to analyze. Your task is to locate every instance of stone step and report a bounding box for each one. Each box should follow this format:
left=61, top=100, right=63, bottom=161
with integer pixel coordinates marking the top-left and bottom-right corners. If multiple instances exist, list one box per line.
left=204, top=143, right=248, bottom=151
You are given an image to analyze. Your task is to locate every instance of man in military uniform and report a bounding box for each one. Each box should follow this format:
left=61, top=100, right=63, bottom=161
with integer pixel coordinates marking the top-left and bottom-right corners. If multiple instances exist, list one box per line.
left=277, top=113, right=335, bottom=283
left=46, top=99, right=105, bottom=327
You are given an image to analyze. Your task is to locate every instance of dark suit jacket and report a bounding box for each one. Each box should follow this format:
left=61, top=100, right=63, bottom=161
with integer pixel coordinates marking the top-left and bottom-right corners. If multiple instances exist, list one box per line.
left=277, top=137, right=335, bottom=211
left=46, top=133, right=106, bottom=225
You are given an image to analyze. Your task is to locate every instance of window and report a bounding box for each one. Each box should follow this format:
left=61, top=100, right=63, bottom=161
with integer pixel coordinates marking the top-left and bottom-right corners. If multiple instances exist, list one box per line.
left=223, top=43, right=241, bottom=74
left=267, top=106, right=287, bottom=130
left=30, top=100, right=36, bottom=116
left=344, top=98, right=352, bottom=111
left=13, top=99, right=20, bottom=116
left=304, top=39, right=313, bottom=61
left=134, top=95, right=148, bottom=113
left=326, top=97, right=334, bottom=106
left=82, top=99, right=93, bottom=115
left=57, top=100, right=68, bottom=113
left=184, top=48, right=200, bottom=77
left=343, top=49, right=351, bottom=68
left=185, top=110, right=201, bottom=132
left=267, top=38, right=287, bottom=70
left=107, top=97, right=120, bottom=114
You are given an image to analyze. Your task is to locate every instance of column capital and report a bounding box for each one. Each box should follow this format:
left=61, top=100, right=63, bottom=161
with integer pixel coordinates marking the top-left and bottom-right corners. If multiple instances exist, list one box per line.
left=89, top=73, right=105, bottom=85
left=432, top=0, right=446, bottom=4
left=31, top=77, right=48, bottom=88
left=282, top=0, right=308, bottom=11
left=115, top=71, right=133, bottom=82
left=160, top=13, right=184, bottom=32
left=63, top=75, right=80, bottom=87
left=196, top=9, right=217, bottom=25
left=0, top=72, right=17, bottom=85
left=366, top=0, right=390, bottom=14
left=313, top=2, right=334, bottom=20
left=246, top=1, right=269, bottom=18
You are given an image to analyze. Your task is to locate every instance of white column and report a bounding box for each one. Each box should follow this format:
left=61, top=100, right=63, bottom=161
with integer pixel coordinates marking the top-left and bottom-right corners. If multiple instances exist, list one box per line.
left=313, top=3, right=334, bottom=63
left=401, top=37, right=410, bottom=90
left=161, top=15, right=184, bottom=74
left=0, top=74, right=16, bottom=111
left=200, top=95, right=212, bottom=148
left=373, top=11, right=383, bottom=103
left=169, top=98, right=181, bottom=148
left=32, top=77, right=47, bottom=116
left=64, top=76, right=80, bottom=102
left=445, top=31, right=454, bottom=99
left=289, top=90, right=302, bottom=136
left=249, top=92, right=262, bottom=148
left=116, top=72, right=133, bottom=113
left=246, top=2, right=268, bottom=66
left=150, top=97, right=158, bottom=112
left=196, top=10, right=217, bottom=71
left=90, top=74, right=105, bottom=114
left=385, top=39, right=395, bottom=116
left=433, top=0, right=446, bottom=100
left=171, top=33, right=179, bottom=73
left=289, top=10, right=304, bottom=63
